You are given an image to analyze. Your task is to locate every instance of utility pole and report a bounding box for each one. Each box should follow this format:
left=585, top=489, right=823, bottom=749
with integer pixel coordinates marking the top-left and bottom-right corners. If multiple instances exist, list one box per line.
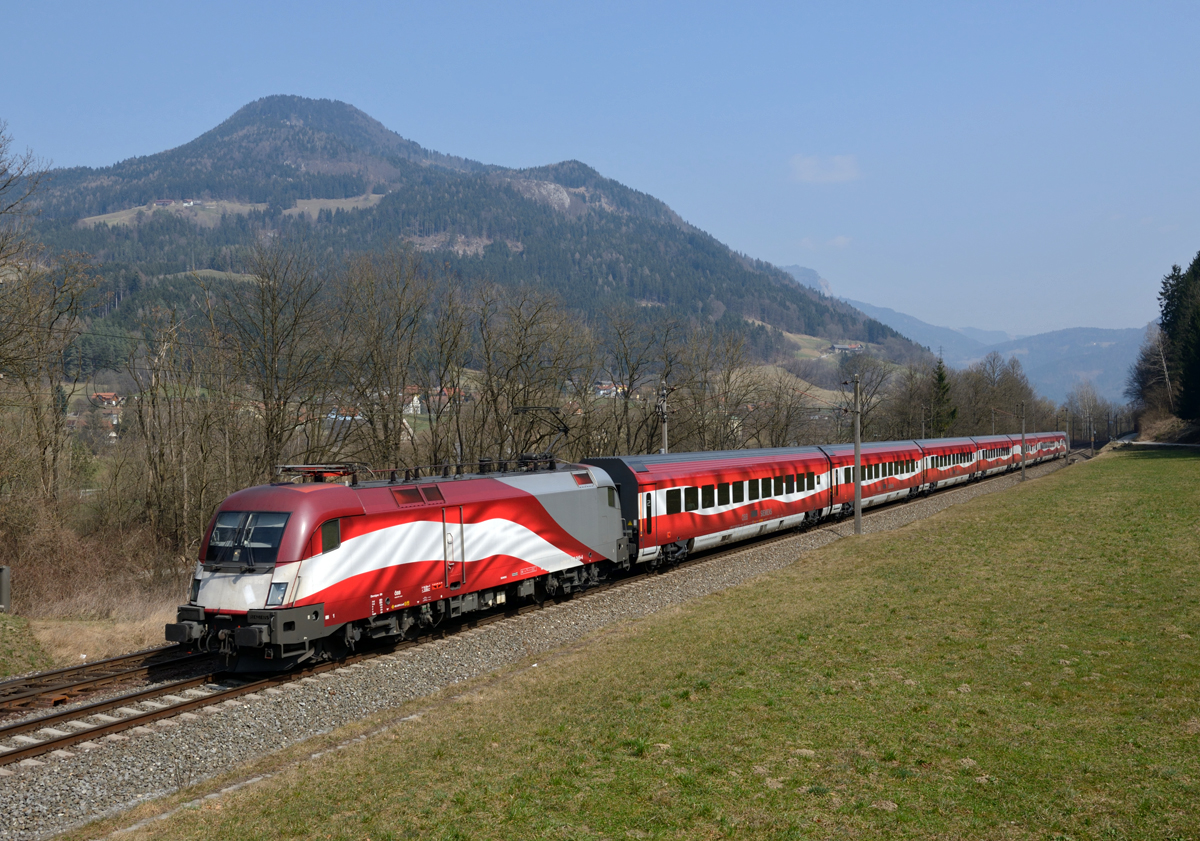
left=1020, top=400, right=1026, bottom=482
left=656, top=382, right=671, bottom=454
left=853, top=374, right=862, bottom=535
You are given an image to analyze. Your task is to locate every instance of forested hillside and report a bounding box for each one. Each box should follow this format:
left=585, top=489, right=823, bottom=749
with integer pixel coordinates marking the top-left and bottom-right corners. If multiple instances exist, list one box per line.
left=33, top=95, right=915, bottom=359
left=1127, top=250, right=1200, bottom=421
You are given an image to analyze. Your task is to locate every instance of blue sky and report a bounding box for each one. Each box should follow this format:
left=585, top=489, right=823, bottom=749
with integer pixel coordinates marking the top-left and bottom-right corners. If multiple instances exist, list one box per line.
left=5, top=2, right=1198, bottom=335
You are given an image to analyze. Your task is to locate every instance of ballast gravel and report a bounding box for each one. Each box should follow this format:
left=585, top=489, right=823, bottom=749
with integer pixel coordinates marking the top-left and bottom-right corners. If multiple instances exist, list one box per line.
left=0, top=461, right=1064, bottom=840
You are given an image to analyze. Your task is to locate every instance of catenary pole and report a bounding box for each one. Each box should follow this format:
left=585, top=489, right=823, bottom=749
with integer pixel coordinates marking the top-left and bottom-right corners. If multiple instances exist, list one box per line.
left=657, top=382, right=669, bottom=454
left=1020, top=401, right=1026, bottom=482
left=854, top=374, right=862, bottom=535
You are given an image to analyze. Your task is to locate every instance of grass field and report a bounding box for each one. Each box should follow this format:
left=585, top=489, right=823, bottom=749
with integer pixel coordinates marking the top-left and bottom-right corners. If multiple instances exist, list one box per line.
left=0, top=612, right=51, bottom=678
left=73, top=449, right=1199, bottom=840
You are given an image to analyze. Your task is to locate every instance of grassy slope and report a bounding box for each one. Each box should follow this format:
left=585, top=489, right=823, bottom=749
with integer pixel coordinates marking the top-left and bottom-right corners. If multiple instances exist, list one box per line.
left=80, top=449, right=1199, bottom=840
left=0, top=613, right=52, bottom=678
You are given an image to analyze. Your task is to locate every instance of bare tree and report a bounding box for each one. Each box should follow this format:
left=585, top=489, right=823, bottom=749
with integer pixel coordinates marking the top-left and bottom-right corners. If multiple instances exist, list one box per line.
left=836, top=354, right=891, bottom=439
left=594, top=307, right=679, bottom=455
left=746, top=367, right=817, bottom=447
left=218, top=241, right=339, bottom=478
left=338, top=249, right=432, bottom=470
left=0, top=121, right=44, bottom=269
left=0, top=251, right=99, bottom=499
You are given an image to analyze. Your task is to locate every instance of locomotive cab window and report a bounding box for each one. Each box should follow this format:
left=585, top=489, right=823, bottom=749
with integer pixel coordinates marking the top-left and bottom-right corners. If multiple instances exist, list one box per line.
left=701, top=484, right=715, bottom=509
left=718, top=482, right=730, bottom=506
left=608, top=487, right=617, bottom=508
left=684, top=487, right=699, bottom=511
left=321, top=519, right=341, bottom=554
left=205, top=511, right=290, bottom=569
left=666, top=488, right=682, bottom=515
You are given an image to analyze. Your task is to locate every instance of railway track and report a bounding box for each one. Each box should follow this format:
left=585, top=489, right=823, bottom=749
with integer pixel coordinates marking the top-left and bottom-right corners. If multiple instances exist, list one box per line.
left=0, top=645, right=213, bottom=714
left=0, top=458, right=1065, bottom=769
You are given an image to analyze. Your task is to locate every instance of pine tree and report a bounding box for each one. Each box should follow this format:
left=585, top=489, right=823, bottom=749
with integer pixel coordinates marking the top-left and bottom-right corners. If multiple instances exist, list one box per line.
left=930, top=357, right=957, bottom=436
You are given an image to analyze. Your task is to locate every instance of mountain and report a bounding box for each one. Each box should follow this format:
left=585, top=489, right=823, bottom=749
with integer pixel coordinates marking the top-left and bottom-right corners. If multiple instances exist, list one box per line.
left=957, top=326, right=1019, bottom=345
left=982, top=328, right=1143, bottom=404
left=843, top=299, right=986, bottom=362
left=34, top=95, right=918, bottom=359
left=844, top=297, right=1142, bottom=403
left=780, top=265, right=834, bottom=297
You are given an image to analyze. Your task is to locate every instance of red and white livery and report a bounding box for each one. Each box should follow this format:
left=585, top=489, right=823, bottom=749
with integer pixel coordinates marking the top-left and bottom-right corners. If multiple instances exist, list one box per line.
left=167, top=432, right=1066, bottom=669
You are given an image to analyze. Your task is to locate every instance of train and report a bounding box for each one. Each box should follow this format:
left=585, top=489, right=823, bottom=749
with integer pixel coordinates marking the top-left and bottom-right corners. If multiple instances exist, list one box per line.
left=166, top=431, right=1067, bottom=670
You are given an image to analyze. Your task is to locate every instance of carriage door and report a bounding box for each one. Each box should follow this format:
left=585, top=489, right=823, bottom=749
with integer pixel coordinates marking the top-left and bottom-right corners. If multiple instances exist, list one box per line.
left=640, top=490, right=657, bottom=559
left=443, top=506, right=466, bottom=590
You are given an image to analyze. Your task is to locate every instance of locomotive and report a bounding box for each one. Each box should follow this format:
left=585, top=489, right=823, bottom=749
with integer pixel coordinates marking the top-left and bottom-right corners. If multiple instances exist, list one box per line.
left=166, top=432, right=1067, bottom=670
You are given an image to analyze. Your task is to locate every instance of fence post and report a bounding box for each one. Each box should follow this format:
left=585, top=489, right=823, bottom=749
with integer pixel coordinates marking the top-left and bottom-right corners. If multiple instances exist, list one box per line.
left=0, top=566, right=10, bottom=613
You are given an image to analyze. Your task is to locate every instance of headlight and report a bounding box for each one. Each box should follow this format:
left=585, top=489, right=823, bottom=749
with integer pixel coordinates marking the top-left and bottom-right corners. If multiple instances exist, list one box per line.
left=266, top=582, right=288, bottom=606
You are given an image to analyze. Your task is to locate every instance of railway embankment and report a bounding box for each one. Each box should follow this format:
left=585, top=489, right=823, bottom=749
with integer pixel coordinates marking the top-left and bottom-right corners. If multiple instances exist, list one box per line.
left=9, top=453, right=1195, bottom=839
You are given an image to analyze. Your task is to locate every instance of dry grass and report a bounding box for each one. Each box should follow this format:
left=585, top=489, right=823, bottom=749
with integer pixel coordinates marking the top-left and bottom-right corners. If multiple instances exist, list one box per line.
left=1, top=499, right=190, bottom=665
left=284, top=193, right=385, bottom=217
left=28, top=600, right=177, bottom=666
left=78, top=194, right=386, bottom=229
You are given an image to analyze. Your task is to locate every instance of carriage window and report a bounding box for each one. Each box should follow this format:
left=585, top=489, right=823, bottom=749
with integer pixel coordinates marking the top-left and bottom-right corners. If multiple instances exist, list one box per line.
left=748, top=479, right=760, bottom=501
left=732, top=481, right=744, bottom=504
left=701, top=484, right=715, bottom=508
left=807, top=472, right=815, bottom=490
left=684, top=487, right=699, bottom=511
left=320, top=519, right=341, bottom=554
left=844, top=467, right=852, bottom=484
left=666, top=489, right=682, bottom=515
left=762, top=477, right=773, bottom=498
left=718, top=482, right=730, bottom=506
left=785, top=474, right=795, bottom=494
left=644, top=494, right=652, bottom=534
left=773, top=476, right=785, bottom=496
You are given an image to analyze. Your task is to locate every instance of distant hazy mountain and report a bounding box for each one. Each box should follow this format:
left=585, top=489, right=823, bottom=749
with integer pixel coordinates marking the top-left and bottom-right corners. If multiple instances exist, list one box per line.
left=35, top=95, right=920, bottom=358
left=843, top=297, right=1141, bottom=403
left=780, top=265, right=834, bottom=297
left=957, top=325, right=1020, bottom=345
left=982, top=328, right=1143, bottom=404
left=843, top=299, right=985, bottom=362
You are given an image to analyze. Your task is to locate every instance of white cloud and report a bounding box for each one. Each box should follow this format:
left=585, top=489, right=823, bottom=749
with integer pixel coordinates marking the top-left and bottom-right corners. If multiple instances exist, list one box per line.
left=829, top=235, right=852, bottom=248
left=789, top=153, right=861, bottom=183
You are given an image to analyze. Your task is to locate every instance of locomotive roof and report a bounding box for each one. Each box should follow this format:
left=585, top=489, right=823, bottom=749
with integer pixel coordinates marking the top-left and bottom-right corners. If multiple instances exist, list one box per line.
left=587, top=445, right=828, bottom=474
left=274, top=460, right=590, bottom=491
